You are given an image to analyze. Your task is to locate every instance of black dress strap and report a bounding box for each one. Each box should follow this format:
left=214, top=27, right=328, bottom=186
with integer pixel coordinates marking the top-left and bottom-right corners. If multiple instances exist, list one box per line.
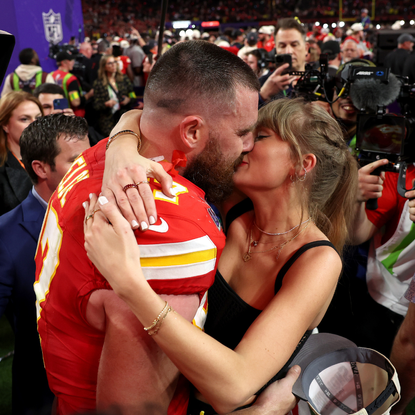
left=224, top=198, right=253, bottom=235
left=274, top=240, right=338, bottom=293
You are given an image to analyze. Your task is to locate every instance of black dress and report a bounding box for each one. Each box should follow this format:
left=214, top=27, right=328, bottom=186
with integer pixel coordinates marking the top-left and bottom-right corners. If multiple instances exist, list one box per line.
left=187, top=199, right=337, bottom=415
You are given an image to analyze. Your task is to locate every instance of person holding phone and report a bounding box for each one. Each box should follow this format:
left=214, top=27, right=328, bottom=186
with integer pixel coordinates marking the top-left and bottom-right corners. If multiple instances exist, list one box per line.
left=92, top=55, right=135, bottom=137
left=34, top=83, right=75, bottom=116
left=259, top=18, right=309, bottom=104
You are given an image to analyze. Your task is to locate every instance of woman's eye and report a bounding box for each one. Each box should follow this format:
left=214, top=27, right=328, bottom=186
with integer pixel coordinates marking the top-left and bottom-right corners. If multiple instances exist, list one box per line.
left=254, top=135, right=268, bottom=142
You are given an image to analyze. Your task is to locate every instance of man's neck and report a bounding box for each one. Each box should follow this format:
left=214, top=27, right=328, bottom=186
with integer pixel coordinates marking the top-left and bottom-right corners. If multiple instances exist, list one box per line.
left=34, top=182, right=53, bottom=204
left=58, top=66, right=69, bottom=72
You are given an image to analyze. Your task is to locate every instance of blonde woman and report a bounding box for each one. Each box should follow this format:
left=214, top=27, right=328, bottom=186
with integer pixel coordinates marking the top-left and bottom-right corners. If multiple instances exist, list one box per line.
left=92, top=55, right=135, bottom=136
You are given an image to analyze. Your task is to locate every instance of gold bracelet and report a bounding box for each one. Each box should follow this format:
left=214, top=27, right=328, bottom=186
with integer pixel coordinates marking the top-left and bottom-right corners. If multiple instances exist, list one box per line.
left=144, top=301, right=169, bottom=332
left=148, top=306, right=173, bottom=336
left=106, top=129, right=142, bottom=152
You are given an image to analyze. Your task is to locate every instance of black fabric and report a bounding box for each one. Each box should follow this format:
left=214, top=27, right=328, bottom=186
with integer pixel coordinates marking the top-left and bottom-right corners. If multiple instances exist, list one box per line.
left=383, top=48, right=410, bottom=76
left=0, top=151, right=31, bottom=216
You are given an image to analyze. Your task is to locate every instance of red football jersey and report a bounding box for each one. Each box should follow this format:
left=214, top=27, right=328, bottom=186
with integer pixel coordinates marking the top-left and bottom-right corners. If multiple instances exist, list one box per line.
left=34, top=139, right=225, bottom=414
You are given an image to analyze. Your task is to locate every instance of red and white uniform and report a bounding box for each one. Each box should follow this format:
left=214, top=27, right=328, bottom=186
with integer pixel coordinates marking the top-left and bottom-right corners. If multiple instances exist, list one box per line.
left=34, top=139, right=225, bottom=415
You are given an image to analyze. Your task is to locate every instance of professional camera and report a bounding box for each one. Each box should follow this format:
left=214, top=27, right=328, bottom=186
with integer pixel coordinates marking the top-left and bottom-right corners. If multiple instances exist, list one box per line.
left=292, top=57, right=415, bottom=203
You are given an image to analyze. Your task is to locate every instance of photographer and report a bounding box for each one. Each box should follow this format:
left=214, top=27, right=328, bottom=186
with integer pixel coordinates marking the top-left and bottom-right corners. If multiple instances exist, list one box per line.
left=259, top=18, right=308, bottom=104
left=317, top=60, right=413, bottom=355
left=92, top=54, right=135, bottom=137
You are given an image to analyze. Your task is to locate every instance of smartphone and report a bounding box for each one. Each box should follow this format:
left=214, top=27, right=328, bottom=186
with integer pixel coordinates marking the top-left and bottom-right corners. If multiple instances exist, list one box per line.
left=53, top=98, right=69, bottom=110
left=275, top=54, right=292, bottom=75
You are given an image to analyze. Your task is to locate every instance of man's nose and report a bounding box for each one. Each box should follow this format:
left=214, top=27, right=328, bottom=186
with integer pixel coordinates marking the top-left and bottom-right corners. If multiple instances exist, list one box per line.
left=242, top=132, right=254, bottom=153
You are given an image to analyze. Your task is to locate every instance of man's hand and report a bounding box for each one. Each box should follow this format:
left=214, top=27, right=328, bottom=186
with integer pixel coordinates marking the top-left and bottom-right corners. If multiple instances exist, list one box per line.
left=260, top=64, right=298, bottom=101
left=51, top=108, right=75, bottom=116
left=232, top=366, right=301, bottom=415
left=405, top=179, right=415, bottom=223
left=357, top=159, right=388, bottom=203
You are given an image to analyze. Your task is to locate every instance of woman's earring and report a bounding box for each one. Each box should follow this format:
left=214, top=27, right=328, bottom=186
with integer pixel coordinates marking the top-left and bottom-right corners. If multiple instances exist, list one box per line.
left=295, top=167, right=307, bottom=182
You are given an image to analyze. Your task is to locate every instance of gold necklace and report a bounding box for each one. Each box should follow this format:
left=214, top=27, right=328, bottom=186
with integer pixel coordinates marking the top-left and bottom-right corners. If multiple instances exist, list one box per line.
left=242, top=220, right=311, bottom=262
left=254, top=217, right=311, bottom=236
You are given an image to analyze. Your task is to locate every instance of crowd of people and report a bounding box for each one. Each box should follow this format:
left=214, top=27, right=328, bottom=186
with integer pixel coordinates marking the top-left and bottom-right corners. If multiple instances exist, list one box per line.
left=81, top=0, right=415, bottom=37
left=1, top=10, right=415, bottom=415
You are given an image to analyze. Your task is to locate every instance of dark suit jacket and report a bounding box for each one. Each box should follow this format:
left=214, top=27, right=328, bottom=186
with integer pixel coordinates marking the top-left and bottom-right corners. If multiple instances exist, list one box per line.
left=0, top=190, right=54, bottom=415
left=0, top=150, right=32, bottom=216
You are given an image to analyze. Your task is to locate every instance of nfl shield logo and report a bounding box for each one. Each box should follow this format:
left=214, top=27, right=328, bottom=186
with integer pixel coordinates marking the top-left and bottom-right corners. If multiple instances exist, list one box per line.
left=42, top=9, right=63, bottom=44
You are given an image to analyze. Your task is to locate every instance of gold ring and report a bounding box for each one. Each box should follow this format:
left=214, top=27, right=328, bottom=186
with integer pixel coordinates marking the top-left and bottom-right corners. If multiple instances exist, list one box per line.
left=136, top=181, right=150, bottom=186
left=85, top=208, right=101, bottom=223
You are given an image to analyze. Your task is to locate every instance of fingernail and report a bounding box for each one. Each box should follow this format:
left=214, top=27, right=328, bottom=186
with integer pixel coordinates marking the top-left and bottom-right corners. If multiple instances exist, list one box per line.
left=89, top=193, right=93, bottom=199
left=141, top=221, right=148, bottom=230
left=132, top=220, right=139, bottom=228
left=149, top=216, right=156, bottom=225
left=98, top=196, right=109, bottom=205
left=82, top=202, right=87, bottom=209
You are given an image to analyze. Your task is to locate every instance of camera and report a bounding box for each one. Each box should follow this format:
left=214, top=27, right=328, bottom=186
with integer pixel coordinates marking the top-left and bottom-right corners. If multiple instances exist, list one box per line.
left=292, top=57, right=415, bottom=203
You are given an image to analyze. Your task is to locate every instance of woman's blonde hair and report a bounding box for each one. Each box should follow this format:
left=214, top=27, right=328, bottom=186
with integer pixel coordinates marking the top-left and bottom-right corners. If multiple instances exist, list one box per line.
left=257, top=98, right=359, bottom=253
left=97, top=55, right=124, bottom=86
left=0, top=91, right=43, bottom=166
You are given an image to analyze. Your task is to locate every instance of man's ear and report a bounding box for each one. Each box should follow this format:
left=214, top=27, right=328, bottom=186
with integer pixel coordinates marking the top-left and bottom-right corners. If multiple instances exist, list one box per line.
left=179, top=116, right=207, bottom=150
left=304, top=42, right=310, bottom=56
left=31, top=160, right=49, bottom=180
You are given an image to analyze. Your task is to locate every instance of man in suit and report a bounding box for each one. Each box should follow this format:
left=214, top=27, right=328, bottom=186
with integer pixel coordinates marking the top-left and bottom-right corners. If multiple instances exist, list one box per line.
left=0, top=114, right=89, bottom=415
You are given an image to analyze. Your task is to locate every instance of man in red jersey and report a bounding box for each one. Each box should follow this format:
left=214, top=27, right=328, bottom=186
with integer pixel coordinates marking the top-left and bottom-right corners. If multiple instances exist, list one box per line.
left=35, top=40, right=262, bottom=415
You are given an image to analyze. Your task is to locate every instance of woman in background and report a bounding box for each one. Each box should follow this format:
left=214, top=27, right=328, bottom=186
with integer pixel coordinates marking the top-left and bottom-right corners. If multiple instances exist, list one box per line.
left=0, top=91, right=43, bottom=215
left=92, top=55, right=135, bottom=137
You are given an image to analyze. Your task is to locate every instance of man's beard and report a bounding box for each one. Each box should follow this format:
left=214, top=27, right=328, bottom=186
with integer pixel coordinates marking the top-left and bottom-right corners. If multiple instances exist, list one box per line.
left=183, top=133, right=244, bottom=205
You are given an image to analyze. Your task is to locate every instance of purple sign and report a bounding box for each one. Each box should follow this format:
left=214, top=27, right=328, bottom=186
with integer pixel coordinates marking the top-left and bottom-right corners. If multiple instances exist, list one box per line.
left=0, top=0, right=84, bottom=90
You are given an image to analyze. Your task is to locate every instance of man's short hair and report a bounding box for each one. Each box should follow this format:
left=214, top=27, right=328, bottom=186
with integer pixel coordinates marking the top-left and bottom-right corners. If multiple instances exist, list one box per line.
left=275, top=18, right=306, bottom=41
left=144, top=40, right=260, bottom=116
left=19, top=48, right=36, bottom=65
left=20, top=114, right=88, bottom=184
left=98, top=40, right=110, bottom=53
left=33, top=83, right=65, bottom=98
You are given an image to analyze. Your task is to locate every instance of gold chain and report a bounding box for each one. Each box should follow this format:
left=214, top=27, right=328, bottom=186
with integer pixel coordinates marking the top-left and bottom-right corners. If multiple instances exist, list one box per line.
left=242, top=220, right=311, bottom=262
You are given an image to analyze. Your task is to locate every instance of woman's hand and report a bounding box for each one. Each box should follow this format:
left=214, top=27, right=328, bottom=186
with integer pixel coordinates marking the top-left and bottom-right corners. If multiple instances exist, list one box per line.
left=83, top=193, right=142, bottom=296
left=105, top=99, right=117, bottom=108
left=103, top=110, right=173, bottom=230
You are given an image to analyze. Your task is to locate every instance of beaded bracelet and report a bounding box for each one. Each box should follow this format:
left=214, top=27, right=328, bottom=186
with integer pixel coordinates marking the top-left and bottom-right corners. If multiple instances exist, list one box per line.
left=106, top=129, right=142, bottom=152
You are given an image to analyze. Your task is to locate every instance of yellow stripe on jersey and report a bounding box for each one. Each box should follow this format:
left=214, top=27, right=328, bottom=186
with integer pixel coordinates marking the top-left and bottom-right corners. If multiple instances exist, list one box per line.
left=138, top=235, right=218, bottom=281
left=140, top=247, right=216, bottom=267
left=69, top=90, right=80, bottom=101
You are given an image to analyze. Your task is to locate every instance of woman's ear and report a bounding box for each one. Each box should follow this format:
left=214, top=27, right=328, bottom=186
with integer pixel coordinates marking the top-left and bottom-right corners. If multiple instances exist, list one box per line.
left=179, top=116, right=208, bottom=150
left=303, top=153, right=317, bottom=174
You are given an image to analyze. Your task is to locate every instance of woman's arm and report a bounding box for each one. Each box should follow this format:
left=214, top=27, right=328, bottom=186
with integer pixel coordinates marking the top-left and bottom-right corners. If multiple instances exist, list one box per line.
left=84, top=195, right=340, bottom=413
